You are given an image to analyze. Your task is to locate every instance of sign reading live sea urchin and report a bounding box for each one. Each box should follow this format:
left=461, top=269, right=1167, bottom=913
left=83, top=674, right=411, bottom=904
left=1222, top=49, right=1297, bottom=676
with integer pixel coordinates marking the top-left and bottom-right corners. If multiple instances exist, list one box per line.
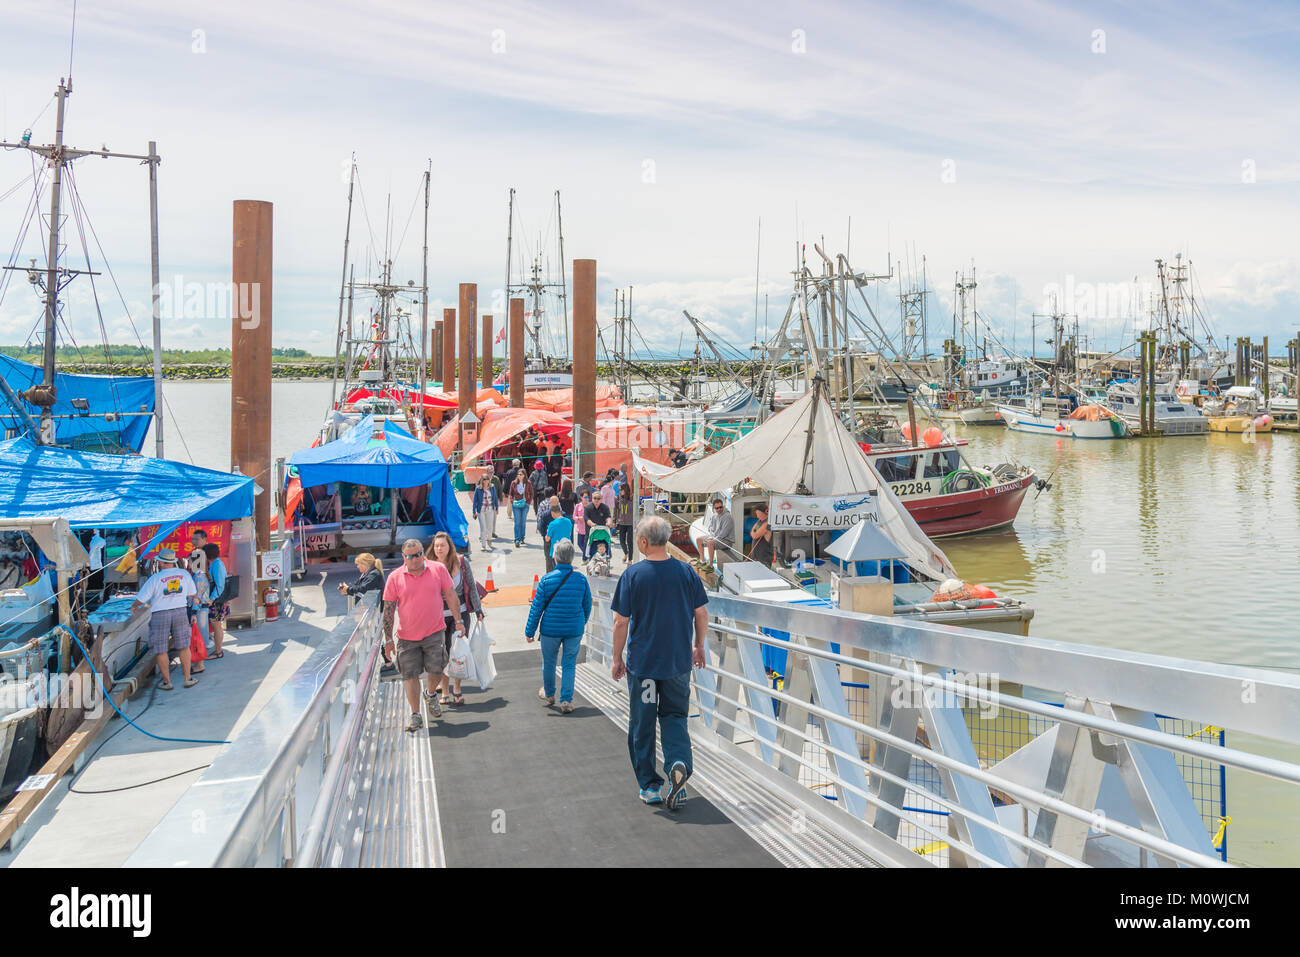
left=767, top=492, right=879, bottom=530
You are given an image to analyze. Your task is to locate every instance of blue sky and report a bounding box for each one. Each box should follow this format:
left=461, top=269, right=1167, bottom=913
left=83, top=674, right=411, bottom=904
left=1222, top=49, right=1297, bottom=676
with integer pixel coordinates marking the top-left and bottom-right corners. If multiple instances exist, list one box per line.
left=1, top=0, right=1297, bottom=361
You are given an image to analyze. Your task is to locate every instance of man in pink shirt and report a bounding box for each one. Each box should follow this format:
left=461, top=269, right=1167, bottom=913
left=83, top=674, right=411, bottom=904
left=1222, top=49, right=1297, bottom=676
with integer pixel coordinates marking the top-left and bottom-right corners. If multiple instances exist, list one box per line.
left=383, top=538, right=464, bottom=732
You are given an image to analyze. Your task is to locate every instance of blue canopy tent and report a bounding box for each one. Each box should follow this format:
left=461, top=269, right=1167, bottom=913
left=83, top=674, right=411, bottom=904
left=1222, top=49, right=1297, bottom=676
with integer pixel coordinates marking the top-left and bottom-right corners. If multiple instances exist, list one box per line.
left=0, top=436, right=256, bottom=560
left=0, top=354, right=155, bottom=453
left=289, top=414, right=468, bottom=547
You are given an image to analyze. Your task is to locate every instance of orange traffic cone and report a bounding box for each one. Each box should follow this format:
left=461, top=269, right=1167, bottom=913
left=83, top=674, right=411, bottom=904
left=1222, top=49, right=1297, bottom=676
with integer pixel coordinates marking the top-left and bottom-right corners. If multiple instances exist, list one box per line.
left=529, top=574, right=539, bottom=601
left=484, top=565, right=497, bottom=593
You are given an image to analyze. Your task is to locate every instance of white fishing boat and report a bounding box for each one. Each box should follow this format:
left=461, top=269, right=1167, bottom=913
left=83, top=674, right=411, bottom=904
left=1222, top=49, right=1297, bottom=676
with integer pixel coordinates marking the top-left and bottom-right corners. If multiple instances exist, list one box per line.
left=997, top=394, right=1129, bottom=439
left=1105, top=381, right=1207, bottom=435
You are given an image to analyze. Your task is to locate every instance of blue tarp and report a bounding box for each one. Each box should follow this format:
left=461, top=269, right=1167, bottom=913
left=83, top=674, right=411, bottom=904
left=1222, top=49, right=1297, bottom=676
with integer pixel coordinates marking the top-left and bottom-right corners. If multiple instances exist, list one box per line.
left=0, top=354, right=155, bottom=453
left=0, top=436, right=255, bottom=528
left=288, top=415, right=468, bottom=546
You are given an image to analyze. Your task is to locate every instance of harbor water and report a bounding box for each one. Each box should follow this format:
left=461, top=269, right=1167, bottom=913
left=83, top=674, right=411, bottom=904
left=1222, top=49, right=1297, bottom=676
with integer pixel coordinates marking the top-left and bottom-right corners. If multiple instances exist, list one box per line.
left=153, top=380, right=1299, bottom=864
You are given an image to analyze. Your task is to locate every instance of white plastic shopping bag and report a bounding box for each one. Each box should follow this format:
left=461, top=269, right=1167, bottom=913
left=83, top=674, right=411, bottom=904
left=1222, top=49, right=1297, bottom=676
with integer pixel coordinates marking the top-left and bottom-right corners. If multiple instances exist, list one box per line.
left=468, top=621, right=496, bottom=690
left=446, top=629, right=477, bottom=683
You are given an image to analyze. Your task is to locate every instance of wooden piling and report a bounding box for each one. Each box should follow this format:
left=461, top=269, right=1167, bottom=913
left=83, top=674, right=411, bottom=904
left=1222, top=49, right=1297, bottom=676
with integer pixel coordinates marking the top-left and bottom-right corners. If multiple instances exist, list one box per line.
left=442, top=307, right=456, bottom=394
left=572, top=260, right=597, bottom=477
left=510, top=297, right=525, bottom=408
left=458, top=285, right=477, bottom=448
left=231, top=200, right=272, bottom=552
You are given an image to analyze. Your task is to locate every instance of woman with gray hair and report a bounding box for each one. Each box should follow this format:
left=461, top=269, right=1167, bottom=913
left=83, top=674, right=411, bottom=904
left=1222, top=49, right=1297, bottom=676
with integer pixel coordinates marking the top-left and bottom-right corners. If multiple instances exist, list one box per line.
left=524, top=537, right=592, bottom=713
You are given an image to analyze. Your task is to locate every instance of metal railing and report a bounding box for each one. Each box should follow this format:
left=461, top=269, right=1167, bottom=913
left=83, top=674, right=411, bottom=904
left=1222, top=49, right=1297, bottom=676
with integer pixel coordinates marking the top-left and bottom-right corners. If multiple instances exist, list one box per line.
left=583, top=580, right=1300, bottom=867
left=126, top=593, right=383, bottom=868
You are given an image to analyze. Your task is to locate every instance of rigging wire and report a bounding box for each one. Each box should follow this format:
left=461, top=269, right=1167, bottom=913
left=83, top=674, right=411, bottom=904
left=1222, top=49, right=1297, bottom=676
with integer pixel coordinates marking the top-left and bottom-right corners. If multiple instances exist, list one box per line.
left=61, top=169, right=195, bottom=462
left=0, top=156, right=47, bottom=312
left=391, top=171, right=424, bottom=266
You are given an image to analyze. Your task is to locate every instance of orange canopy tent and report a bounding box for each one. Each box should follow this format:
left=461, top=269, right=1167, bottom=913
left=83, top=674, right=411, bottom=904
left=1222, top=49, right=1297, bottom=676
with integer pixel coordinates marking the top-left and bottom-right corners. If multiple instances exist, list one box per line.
left=460, top=408, right=572, bottom=465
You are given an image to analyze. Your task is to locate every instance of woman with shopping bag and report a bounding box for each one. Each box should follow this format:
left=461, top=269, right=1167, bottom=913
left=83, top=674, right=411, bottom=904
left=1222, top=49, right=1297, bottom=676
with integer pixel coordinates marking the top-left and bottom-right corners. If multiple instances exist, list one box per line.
left=427, top=531, right=484, bottom=706
left=524, top=538, right=592, bottom=714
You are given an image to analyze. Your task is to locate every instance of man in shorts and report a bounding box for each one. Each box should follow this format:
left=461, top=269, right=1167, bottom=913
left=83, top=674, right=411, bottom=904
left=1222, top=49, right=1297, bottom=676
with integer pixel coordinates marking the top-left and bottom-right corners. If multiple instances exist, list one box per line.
left=133, top=548, right=198, bottom=690
left=382, top=538, right=465, bottom=732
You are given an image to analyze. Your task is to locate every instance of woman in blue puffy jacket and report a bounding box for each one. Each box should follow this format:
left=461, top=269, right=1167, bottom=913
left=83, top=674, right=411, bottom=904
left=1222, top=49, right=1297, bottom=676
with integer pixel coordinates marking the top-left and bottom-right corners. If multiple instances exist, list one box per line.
left=524, top=537, right=592, bottom=713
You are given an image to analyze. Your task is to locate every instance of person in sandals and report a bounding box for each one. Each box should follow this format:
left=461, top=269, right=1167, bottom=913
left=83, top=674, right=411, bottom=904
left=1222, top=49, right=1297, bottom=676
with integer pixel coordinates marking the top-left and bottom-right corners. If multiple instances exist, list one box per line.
left=133, top=548, right=199, bottom=690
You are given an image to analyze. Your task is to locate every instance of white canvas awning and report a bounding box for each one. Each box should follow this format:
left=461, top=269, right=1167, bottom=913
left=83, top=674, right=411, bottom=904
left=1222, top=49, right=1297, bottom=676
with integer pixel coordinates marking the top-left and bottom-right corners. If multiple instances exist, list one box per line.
left=638, top=388, right=956, bottom=580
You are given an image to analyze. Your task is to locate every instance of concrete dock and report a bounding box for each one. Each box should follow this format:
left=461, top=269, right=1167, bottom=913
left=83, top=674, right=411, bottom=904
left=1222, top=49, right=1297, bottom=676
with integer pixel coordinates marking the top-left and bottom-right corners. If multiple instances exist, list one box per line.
left=0, top=568, right=352, bottom=867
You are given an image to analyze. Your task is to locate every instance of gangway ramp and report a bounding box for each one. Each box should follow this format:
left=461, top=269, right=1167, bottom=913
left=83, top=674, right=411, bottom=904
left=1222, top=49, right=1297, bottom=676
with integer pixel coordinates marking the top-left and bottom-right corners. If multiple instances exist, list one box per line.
left=430, top=650, right=780, bottom=868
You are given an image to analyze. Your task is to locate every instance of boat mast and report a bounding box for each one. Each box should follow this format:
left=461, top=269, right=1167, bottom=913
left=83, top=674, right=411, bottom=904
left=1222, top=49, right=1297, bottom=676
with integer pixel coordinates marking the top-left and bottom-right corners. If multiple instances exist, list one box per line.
left=330, top=156, right=355, bottom=411
left=147, top=139, right=163, bottom=458
left=1, top=78, right=162, bottom=449
left=419, top=162, right=430, bottom=414
left=504, top=187, right=514, bottom=369
left=556, top=190, right=569, bottom=358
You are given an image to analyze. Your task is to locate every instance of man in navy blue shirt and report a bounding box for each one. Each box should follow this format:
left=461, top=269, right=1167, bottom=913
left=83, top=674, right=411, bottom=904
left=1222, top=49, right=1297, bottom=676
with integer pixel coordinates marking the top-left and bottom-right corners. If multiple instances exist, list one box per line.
left=611, top=515, right=709, bottom=809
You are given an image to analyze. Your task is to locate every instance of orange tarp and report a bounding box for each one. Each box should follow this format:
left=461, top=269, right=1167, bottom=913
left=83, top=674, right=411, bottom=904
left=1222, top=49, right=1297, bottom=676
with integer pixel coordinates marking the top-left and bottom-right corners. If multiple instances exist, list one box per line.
left=1067, top=404, right=1118, bottom=421
left=524, top=385, right=623, bottom=413
left=461, top=408, right=572, bottom=464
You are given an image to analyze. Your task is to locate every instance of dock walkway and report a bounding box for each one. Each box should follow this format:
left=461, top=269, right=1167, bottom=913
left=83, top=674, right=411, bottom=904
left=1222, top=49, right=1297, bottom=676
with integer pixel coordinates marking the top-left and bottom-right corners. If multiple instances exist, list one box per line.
left=431, top=649, right=778, bottom=868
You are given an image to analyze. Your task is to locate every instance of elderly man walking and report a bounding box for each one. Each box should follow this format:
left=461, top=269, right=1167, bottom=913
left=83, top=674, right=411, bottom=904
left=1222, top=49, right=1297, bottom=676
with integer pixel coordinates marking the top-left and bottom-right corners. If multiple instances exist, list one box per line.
left=611, top=516, right=709, bottom=808
left=382, top=538, right=465, bottom=732
left=133, top=548, right=199, bottom=690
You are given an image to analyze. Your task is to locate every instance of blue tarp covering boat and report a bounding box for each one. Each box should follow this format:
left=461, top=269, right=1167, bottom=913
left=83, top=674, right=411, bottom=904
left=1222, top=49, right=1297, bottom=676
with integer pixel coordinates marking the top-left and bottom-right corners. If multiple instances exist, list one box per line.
left=0, top=354, right=155, bottom=453
left=0, top=436, right=255, bottom=527
left=289, top=414, right=468, bottom=546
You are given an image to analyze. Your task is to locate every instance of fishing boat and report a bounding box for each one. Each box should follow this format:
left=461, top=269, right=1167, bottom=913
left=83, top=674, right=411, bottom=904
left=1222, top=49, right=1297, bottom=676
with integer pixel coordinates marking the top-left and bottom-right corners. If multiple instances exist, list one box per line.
left=927, top=388, right=1002, bottom=425
left=861, top=437, right=1037, bottom=537
left=1105, top=380, right=1207, bottom=435
left=998, top=393, right=1129, bottom=439
left=636, top=379, right=1034, bottom=636
left=1203, top=386, right=1273, bottom=434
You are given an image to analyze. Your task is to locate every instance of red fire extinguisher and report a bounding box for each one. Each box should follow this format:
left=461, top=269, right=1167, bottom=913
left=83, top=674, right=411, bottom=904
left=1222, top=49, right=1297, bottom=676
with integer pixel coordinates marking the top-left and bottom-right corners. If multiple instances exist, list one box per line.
left=264, top=586, right=280, bottom=622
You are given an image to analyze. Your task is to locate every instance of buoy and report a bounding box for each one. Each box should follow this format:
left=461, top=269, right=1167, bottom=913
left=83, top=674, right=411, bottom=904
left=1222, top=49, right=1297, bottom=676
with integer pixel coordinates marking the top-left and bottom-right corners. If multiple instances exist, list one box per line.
left=900, top=423, right=914, bottom=442
left=922, top=426, right=944, bottom=447
left=1054, top=423, right=1065, bottom=432
left=968, top=584, right=997, bottom=600
left=1255, top=414, right=1272, bottom=428
left=529, top=574, right=539, bottom=600
left=484, top=565, right=497, bottom=592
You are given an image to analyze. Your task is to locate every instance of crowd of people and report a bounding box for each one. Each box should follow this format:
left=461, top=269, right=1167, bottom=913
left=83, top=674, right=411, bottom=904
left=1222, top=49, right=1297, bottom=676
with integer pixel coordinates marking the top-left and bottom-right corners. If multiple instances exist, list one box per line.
left=342, top=468, right=708, bottom=810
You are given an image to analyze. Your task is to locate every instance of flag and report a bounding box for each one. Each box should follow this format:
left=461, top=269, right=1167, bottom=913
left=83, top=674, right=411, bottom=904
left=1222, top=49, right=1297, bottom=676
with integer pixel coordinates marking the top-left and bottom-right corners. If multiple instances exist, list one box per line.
left=495, top=327, right=506, bottom=344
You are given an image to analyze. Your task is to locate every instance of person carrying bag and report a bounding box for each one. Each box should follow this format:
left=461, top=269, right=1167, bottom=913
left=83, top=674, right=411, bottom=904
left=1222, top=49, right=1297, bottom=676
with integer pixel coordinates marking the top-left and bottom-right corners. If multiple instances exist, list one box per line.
left=524, top=539, right=592, bottom=713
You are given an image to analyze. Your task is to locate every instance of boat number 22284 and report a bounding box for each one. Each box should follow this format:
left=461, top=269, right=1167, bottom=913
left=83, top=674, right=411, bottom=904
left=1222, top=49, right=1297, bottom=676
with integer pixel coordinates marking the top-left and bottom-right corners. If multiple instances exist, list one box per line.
left=889, top=480, right=933, bottom=497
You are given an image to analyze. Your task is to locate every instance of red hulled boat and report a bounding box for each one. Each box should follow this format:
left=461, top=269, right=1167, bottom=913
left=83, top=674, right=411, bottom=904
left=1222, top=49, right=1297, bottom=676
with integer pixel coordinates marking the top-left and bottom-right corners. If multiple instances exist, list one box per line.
left=861, top=438, right=1036, bottom=537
